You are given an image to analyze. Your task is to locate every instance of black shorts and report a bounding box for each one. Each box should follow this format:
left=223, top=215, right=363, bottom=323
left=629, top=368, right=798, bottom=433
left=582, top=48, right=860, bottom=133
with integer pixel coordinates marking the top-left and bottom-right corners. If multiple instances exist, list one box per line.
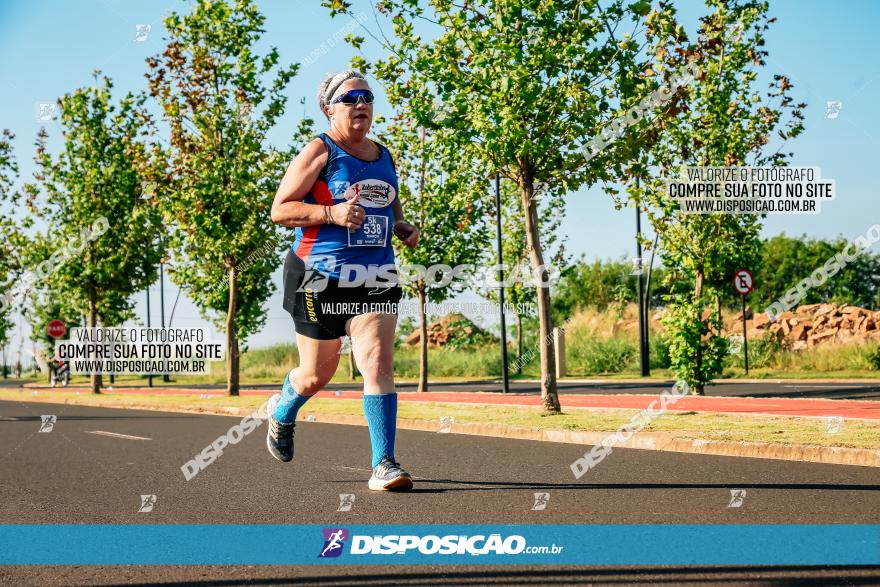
left=282, top=250, right=403, bottom=340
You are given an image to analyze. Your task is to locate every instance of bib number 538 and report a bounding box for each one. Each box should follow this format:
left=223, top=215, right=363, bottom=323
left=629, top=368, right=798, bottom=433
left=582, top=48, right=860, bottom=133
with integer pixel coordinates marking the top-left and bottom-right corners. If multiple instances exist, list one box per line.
left=348, top=215, right=388, bottom=247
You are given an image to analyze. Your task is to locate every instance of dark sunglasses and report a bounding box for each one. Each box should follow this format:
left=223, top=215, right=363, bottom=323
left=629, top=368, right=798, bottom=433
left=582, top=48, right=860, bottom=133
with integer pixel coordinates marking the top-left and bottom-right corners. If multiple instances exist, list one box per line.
left=331, top=89, right=374, bottom=105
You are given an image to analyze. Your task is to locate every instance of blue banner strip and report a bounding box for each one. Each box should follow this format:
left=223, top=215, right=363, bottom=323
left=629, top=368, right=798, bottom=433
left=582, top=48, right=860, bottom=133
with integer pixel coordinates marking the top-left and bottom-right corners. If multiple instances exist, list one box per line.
left=0, top=524, right=877, bottom=565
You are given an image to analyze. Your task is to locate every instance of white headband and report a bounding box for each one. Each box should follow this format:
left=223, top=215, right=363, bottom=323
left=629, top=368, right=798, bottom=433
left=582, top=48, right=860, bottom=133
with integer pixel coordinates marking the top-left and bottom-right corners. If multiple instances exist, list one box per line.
left=323, top=72, right=361, bottom=105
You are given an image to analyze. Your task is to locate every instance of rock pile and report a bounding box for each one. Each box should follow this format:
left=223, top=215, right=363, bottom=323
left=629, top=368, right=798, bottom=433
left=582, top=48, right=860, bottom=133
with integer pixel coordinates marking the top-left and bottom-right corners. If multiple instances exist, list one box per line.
left=405, top=313, right=496, bottom=348
left=728, top=304, right=880, bottom=349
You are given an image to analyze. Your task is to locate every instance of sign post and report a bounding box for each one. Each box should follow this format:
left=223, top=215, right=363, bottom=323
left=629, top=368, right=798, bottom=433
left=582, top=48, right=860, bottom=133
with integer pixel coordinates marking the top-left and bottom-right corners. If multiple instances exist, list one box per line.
left=46, top=320, right=66, bottom=385
left=733, top=269, right=754, bottom=375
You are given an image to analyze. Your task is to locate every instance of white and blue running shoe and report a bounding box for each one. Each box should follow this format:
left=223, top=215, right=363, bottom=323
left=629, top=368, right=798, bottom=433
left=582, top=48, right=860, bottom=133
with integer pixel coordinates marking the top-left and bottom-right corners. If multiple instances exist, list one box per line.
left=368, top=457, right=413, bottom=491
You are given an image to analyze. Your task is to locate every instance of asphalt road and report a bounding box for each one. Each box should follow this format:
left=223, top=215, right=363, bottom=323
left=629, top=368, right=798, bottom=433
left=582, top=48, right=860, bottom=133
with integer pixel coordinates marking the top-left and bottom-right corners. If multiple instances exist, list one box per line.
left=1, top=400, right=879, bottom=585
left=5, top=376, right=880, bottom=401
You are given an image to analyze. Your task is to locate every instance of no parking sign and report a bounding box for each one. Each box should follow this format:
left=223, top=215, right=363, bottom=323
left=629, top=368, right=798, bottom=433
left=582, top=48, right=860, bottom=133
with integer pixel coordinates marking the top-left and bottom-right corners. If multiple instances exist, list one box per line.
left=733, top=269, right=754, bottom=296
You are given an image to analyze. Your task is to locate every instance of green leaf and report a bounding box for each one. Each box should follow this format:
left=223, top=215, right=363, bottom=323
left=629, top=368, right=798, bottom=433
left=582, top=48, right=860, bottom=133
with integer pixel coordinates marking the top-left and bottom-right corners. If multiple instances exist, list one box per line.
left=629, top=1, right=651, bottom=17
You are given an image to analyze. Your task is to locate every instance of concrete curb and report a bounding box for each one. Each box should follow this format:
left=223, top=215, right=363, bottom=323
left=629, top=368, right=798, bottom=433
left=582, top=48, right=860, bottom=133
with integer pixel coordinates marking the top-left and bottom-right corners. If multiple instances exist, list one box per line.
left=9, top=392, right=880, bottom=469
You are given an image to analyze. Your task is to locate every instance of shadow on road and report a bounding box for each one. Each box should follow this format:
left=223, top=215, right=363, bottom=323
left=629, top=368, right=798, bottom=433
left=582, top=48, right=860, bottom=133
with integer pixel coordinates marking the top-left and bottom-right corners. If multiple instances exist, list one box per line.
left=388, top=479, right=880, bottom=493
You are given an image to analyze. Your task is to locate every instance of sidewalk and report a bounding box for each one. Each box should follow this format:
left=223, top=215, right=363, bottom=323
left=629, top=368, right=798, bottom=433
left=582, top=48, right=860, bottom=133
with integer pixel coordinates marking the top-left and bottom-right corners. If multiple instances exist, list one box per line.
left=19, top=383, right=880, bottom=420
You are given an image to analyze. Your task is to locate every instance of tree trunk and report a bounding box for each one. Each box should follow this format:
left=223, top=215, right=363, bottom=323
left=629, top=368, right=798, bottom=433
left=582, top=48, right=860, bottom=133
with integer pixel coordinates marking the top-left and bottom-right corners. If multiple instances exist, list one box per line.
left=519, top=173, right=560, bottom=412
left=417, top=283, right=428, bottom=393
left=88, top=285, right=102, bottom=394
left=226, top=264, right=240, bottom=396
left=98, top=316, right=115, bottom=386
left=515, top=311, right=523, bottom=375
left=693, top=271, right=705, bottom=396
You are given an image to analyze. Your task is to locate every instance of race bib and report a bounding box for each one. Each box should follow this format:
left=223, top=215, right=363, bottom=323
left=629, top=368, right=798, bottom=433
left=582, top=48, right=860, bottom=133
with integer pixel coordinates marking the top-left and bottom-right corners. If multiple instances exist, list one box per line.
left=348, top=214, right=388, bottom=247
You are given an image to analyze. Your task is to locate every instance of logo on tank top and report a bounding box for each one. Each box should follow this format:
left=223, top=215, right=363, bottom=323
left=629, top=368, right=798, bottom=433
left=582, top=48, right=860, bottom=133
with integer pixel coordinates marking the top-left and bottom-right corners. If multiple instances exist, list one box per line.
left=344, top=180, right=396, bottom=208
left=331, top=180, right=350, bottom=198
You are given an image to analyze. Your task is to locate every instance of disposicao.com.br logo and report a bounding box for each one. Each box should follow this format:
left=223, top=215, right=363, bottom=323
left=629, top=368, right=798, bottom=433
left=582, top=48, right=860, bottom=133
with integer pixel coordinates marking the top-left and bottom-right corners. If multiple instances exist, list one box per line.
left=319, top=528, right=564, bottom=557
left=318, top=528, right=349, bottom=558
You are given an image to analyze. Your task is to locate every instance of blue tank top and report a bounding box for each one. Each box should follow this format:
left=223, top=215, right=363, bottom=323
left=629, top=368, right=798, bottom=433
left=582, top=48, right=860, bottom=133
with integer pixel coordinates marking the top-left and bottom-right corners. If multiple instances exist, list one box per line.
left=291, top=133, right=398, bottom=280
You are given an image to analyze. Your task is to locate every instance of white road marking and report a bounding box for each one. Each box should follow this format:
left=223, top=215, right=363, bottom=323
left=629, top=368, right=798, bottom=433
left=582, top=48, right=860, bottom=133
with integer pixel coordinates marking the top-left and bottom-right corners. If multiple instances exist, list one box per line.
left=335, top=465, right=372, bottom=473
left=85, top=430, right=152, bottom=441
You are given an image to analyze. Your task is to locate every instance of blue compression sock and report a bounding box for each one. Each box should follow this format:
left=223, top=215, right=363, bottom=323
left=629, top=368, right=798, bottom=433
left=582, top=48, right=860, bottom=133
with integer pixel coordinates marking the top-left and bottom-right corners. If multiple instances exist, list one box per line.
left=273, top=374, right=311, bottom=424
left=363, top=393, right=397, bottom=468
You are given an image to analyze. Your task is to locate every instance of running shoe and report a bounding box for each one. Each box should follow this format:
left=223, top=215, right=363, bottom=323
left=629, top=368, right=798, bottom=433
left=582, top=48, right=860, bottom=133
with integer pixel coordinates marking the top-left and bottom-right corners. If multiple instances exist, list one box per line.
left=368, top=457, right=413, bottom=491
left=266, top=393, right=295, bottom=462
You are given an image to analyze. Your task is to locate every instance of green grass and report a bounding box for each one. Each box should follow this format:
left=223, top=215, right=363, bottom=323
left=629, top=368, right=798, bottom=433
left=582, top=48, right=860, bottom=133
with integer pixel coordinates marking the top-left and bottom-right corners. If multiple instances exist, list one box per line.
left=393, top=347, right=508, bottom=378
left=567, top=336, right=637, bottom=374
left=15, top=321, right=880, bottom=387
left=5, top=387, right=879, bottom=450
left=722, top=338, right=880, bottom=378
left=771, top=341, right=880, bottom=372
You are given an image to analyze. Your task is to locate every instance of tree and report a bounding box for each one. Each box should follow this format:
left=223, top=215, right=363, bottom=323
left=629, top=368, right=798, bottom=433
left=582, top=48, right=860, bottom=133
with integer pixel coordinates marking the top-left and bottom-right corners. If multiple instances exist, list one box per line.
left=631, top=0, right=805, bottom=394
left=26, top=74, right=160, bottom=393
left=24, top=242, right=133, bottom=382
left=552, top=257, right=678, bottom=322
left=145, top=0, right=312, bottom=395
left=380, top=118, right=489, bottom=392
left=0, top=130, right=29, bottom=357
left=24, top=291, right=84, bottom=378
left=754, top=234, right=880, bottom=310
left=324, top=0, right=678, bottom=411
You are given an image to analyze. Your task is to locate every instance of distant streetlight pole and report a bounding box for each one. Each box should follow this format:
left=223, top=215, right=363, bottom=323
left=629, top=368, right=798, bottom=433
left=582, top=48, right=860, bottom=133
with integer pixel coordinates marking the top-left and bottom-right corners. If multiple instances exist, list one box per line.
left=145, top=286, right=153, bottom=388
left=159, top=237, right=169, bottom=382
left=495, top=172, right=510, bottom=393
left=635, top=181, right=650, bottom=376
left=168, top=287, right=182, bottom=329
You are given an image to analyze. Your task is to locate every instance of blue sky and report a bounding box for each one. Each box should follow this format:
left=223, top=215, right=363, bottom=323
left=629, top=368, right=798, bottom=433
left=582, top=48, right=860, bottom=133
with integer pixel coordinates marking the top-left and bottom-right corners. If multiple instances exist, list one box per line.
left=1, top=0, right=878, bottom=356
